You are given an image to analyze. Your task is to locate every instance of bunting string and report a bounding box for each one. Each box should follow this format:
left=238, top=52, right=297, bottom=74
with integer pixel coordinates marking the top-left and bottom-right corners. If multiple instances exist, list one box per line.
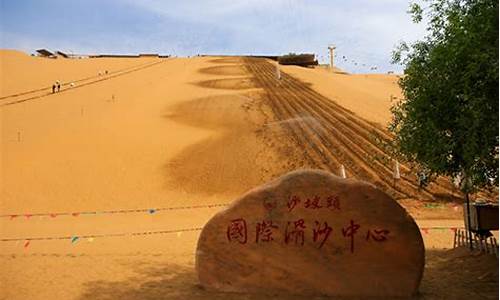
left=420, top=226, right=462, bottom=234
left=0, top=226, right=462, bottom=248
left=1, top=227, right=204, bottom=243
left=1, top=203, right=230, bottom=220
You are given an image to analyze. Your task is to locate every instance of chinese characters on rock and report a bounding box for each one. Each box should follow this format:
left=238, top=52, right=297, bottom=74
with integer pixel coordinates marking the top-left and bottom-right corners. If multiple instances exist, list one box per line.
left=285, top=219, right=306, bottom=246
left=256, top=220, right=278, bottom=243
left=225, top=195, right=390, bottom=253
left=227, top=217, right=390, bottom=252
left=287, top=195, right=340, bottom=212
left=226, top=218, right=247, bottom=244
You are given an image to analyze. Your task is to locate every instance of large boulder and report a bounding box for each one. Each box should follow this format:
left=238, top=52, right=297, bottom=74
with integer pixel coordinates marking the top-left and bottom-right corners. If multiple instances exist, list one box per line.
left=195, top=169, right=424, bottom=297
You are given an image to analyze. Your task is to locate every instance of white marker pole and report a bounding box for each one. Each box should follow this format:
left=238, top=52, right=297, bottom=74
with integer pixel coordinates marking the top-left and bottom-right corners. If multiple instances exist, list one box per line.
left=393, top=160, right=400, bottom=187
left=394, top=160, right=400, bottom=179
left=340, top=164, right=346, bottom=178
left=276, top=63, right=281, bottom=80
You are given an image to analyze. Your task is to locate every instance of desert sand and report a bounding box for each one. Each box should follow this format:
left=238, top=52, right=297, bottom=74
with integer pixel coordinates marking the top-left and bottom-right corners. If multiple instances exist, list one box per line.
left=0, top=50, right=497, bottom=299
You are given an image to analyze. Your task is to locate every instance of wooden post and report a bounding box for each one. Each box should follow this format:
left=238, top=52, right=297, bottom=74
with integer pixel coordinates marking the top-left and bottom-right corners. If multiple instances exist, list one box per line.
left=475, top=235, right=482, bottom=252
left=485, top=236, right=490, bottom=254
left=465, top=192, right=473, bottom=250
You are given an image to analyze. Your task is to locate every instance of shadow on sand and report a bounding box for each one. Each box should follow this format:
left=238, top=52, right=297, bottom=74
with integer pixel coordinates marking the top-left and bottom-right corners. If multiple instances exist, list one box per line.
left=79, top=263, right=203, bottom=300
left=78, top=263, right=324, bottom=300
left=78, top=249, right=498, bottom=300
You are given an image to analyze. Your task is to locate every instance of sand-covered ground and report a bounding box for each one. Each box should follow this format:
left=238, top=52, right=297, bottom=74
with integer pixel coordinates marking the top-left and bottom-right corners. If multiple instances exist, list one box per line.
left=0, top=51, right=497, bottom=299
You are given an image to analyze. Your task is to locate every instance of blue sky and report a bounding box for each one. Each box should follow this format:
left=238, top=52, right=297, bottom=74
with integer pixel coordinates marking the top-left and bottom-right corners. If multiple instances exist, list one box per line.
left=0, top=0, right=426, bottom=73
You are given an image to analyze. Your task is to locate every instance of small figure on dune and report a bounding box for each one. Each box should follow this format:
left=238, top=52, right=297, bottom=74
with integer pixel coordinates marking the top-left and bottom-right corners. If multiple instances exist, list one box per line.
left=52, top=84, right=56, bottom=93
left=417, top=170, right=429, bottom=190
left=56, top=81, right=61, bottom=92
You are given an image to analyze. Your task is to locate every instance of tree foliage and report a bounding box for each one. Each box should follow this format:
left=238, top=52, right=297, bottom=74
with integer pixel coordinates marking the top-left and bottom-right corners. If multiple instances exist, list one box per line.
left=391, top=0, right=498, bottom=193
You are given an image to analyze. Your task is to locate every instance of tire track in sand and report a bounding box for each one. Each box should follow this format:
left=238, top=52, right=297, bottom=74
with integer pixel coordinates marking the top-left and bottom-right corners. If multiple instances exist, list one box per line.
left=246, top=60, right=407, bottom=199
left=244, top=57, right=458, bottom=200
left=250, top=60, right=439, bottom=199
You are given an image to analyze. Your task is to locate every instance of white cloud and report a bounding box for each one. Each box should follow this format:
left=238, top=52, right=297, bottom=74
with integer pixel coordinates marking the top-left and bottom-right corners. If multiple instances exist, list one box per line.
left=129, top=0, right=291, bottom=22
left=2, top=0, right=428, bottom=73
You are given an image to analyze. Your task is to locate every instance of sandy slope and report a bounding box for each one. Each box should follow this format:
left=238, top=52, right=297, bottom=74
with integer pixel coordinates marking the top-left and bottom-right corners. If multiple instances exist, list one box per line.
left=0, top=51, right=224, bottom=299
left=281, top=65, right=402, bottom=127
left=0, top=51, right=496, bottom=299
left=0, top=52, right=282, bottom=299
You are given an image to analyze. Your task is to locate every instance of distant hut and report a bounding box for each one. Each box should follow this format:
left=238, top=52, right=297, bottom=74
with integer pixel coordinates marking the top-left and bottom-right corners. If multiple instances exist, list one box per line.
left=278, top=53, right=318, bottom=67
left=36, top=49, right=56, bottom=58
left=90, top=54, right=139, bottom=58
left=139, top=53, right=159, bottom=58
left=55, top=51, right=69, bottom=58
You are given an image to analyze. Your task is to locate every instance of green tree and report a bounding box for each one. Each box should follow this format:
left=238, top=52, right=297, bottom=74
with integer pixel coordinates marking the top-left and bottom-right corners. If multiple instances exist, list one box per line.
left=391, top=0, right=498, bottom=195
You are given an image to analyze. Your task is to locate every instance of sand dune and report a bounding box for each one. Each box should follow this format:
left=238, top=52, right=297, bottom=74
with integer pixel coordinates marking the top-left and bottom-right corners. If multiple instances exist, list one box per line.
left=281, top=64, right=402, bottom=127
left=0, top=51, right=496, bottom=299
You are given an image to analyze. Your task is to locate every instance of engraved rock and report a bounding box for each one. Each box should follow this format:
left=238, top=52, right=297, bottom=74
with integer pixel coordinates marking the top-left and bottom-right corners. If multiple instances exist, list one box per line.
left=196, top=169, right=424, bottom=297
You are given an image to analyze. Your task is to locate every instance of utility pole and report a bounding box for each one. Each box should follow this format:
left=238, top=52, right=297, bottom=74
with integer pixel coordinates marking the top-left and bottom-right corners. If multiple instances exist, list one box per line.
left=328, top=44, right=336, bottom=71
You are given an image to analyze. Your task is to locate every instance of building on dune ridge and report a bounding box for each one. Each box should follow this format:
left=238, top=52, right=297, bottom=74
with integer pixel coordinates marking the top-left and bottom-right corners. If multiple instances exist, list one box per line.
left=33, top=49, right=169, bottom=59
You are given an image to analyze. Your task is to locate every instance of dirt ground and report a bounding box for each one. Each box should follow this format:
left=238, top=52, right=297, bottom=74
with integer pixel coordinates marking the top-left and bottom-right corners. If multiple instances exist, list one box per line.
left=0, top=51, right=497, bottom=299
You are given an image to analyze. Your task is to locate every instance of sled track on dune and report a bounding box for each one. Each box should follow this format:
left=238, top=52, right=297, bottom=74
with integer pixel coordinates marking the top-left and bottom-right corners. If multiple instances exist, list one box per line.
left=244, top=58, right=458, bottom=200
left=0, top=60, right=165, bottom=107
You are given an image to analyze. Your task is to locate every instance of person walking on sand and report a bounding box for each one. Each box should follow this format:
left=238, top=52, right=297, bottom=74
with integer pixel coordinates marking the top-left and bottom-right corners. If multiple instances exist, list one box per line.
left=56, top=81, right=61, bottom=92
left=52, top=83, right=56, bottom=93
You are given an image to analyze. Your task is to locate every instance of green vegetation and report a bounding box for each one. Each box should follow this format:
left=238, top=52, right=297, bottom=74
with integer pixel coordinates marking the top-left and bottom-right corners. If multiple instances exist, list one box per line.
left=391, top=0, right=498, bottom=195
